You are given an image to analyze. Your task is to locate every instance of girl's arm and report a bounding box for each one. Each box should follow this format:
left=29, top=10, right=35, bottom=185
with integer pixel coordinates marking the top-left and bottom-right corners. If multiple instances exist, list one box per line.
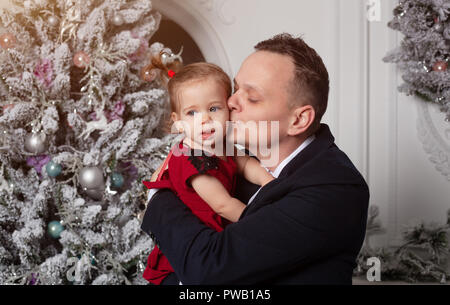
left=234, top=154, right=274, bottom=187
left=190, top=174, right=246, bottom=223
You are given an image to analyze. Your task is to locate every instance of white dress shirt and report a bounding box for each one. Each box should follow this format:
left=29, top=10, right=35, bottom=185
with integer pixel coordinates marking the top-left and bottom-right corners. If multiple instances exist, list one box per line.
left=246, top=134, right=315, bottom=205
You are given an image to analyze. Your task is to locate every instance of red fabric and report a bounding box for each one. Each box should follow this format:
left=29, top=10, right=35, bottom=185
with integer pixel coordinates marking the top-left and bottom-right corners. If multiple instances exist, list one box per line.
left=142, top=141, right=237, bottom=284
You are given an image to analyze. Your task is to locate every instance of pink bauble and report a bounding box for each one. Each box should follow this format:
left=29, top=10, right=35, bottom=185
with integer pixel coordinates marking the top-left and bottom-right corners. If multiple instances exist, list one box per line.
left=0, top=33, right=16, bottom=49
left=73, top=51, right=91, bottom=68
left=433, top=61, right=448, bottom=72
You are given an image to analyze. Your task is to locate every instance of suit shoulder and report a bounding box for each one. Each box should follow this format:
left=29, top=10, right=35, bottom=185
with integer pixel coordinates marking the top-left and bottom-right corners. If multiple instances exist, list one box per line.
left=294, top=145, right=368, bottom=189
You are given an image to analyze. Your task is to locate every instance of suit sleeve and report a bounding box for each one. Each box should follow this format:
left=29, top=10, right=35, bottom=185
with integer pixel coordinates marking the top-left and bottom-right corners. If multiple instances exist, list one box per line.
left=141, top=184, right=368, bottom=284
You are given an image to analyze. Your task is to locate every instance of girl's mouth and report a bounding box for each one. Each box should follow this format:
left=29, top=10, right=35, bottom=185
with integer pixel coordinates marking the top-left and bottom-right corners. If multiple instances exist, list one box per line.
left=201, top=128, right=215, bottom=140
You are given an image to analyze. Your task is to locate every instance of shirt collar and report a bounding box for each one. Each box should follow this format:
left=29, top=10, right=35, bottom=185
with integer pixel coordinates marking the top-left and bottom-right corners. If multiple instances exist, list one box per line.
left=267, top=134, right=316, bottom=178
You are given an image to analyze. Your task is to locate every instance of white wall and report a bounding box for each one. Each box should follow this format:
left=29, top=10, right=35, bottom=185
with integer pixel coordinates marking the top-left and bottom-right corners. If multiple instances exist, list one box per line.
left=2, top=0, right=449, bottom=247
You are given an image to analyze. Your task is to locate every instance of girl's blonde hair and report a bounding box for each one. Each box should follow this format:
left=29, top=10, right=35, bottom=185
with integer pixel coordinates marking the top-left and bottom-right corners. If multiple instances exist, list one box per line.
left=163, top=62, right=232, bottom=133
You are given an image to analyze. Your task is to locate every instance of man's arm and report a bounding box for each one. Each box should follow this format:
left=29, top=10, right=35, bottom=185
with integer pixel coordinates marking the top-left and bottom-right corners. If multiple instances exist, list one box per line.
left=141, top=183, right=368, bottom=284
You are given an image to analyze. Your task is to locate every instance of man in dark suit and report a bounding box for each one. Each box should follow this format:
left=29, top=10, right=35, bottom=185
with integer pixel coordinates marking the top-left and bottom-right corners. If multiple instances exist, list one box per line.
left=141, top=33, right=369, bottom=284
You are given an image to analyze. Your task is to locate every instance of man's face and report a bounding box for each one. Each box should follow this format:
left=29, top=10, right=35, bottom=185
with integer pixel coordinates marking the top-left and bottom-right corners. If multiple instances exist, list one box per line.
left=227, top=51, right=295, bottom=149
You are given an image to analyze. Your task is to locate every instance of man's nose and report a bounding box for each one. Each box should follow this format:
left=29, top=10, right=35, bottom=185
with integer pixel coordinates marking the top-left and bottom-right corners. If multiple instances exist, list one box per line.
left=227, top=93, right=241, bottom=113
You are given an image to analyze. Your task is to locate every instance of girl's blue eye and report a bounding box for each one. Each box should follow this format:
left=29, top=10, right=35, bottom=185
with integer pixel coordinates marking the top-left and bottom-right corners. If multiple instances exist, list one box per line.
left=210, top=106, right=219, bottom=112
left=187, top=110, right=196, bottom=115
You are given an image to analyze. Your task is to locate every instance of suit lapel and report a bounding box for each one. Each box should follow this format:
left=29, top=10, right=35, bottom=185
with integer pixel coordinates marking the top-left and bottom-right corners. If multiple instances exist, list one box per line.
left=238, top=124, right=335, bottom=220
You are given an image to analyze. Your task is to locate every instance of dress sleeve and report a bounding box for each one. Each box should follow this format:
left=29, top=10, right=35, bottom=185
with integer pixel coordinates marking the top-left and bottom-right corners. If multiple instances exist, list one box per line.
left=179, top=151, right=220, bottom=188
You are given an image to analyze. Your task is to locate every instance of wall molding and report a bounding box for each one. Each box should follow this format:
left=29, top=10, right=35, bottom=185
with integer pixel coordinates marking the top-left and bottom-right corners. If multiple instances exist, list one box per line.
left=334, top=0, right=370, bottom=180
left=416, top=99, right=450, bottom=181
left=152, top=0, right=233, bottom=76
left=196, top=0, right=236, bottom=25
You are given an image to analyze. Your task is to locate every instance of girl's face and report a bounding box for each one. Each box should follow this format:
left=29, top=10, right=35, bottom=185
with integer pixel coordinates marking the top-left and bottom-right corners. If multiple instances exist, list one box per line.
left=171, top=79, right=230, bottom=148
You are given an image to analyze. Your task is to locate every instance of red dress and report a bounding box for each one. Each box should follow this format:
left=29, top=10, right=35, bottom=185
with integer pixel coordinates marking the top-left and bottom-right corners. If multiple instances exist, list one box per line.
left=142, top=140, right=237, bottom=285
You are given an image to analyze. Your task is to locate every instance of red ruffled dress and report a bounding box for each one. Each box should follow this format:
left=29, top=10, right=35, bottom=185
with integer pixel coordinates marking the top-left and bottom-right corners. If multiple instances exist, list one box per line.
left=142, top=140, right=237, bottom=285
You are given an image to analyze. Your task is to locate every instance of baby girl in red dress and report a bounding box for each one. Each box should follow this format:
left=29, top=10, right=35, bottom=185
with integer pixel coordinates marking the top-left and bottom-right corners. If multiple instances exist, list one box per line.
left=142, top=62, right=274, bottom=285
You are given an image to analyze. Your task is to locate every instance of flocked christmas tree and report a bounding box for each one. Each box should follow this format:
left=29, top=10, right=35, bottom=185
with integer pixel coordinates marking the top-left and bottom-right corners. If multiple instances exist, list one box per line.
left=0, top=0, right=183, bottom=284
left=383, top=0, right=450, bottom=123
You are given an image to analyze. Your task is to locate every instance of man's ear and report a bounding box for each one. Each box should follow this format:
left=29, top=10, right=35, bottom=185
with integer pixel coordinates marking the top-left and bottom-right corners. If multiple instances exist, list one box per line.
left=170, top=112, right=183, bottom=134
left=287, top=105, right=315, bottom=136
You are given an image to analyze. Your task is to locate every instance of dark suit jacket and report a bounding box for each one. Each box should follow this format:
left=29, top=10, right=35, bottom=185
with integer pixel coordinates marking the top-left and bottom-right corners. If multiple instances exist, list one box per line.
left=141, top=124, right=370, bottom=284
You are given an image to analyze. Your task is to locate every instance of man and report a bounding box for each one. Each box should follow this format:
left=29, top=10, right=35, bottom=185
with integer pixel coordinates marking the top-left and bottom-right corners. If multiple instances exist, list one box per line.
left=141, top=33, right=369, bottom=284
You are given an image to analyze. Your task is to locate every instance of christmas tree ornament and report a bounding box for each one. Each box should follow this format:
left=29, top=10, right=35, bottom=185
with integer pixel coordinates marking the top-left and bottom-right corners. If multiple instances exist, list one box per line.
left=45, top=161, right=62, bottom=177
left=433, top=61, right=448, bottom=72
left=0, top=33, right=16, bottom=49
left=48, top=15, right=59, bottom=27
left=47, top=220, right=64, bottom=239
left=79, top=166, right=104, bottom=189
left=84, top=188, right=104, bottom=200
left=140, top=65, right=158, bottom=82
left=136, top=211, right=145, bottom=222
left=160, top=51, right=170, bottom=64
left=79, top=166, right=105, bottom=200
left=111, top=172, right=124, bottom=188
left=24, top=132, right=47, bottom=154
left=112, top=13, right=124, bottom=26
left=73, top=51, right=90, bottom=68
left=105, top=180, right=117, bottom=195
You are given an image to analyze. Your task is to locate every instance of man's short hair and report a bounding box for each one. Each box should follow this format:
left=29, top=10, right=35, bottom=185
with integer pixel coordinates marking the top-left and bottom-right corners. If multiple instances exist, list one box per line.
left=254, top=33, right=329, bottom=133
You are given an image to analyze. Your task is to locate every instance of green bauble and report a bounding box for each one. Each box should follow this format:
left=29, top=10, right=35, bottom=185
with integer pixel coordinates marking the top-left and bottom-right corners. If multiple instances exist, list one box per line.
left=111, top=172, right=124, bottom=188
left=47, top=220, right=64, bottom=238
left=46, top=161, right=62, bottom=177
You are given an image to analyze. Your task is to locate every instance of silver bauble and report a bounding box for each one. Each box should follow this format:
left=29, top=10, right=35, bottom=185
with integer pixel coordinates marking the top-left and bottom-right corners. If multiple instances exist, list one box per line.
left=79, top=166, right=104, bottom=189
left=160, top=52, right=170, bottom=65
left=112, top=14, right=124, bottom=26
left=24, top=132, right=47, bottom=154
left=84, top=187, right=104, bottom=201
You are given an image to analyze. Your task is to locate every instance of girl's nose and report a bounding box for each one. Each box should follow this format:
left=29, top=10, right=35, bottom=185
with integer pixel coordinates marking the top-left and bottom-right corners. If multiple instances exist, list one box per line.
left=201, top=112, right=211, bottom=124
